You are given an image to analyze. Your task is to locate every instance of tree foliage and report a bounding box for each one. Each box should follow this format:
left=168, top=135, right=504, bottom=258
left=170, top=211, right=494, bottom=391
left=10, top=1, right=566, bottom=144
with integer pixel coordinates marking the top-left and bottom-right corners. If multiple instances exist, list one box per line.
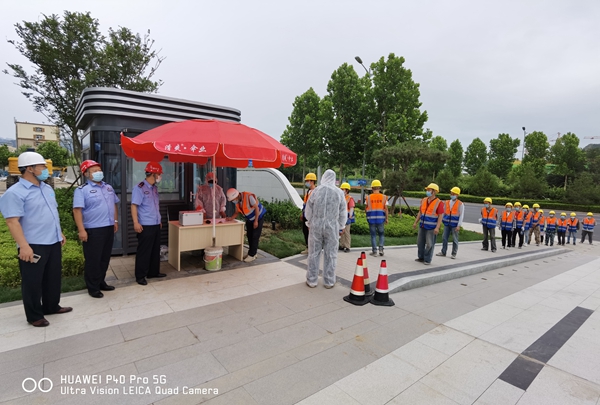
left=488, top=133, right=520, bottom=179
left=464, top=138, right=488, bottom=176
left=522, top=131, right=549, bottom=177
left=0, top=145, right=12, bottom=169
left=371, top=53, right=429, bottom=145
left=507, top=163, right=547, bottom=199
left=372, top=141, right=447, bottom=212
left=549, top=133, right=585, bottom=190
left=281, top=88, right=323, bottom=178
left=36, top=141, right=69, bottom=168
left=4, top=11, right=164, bottom=167
left=448, top=139, right=464, bottom=178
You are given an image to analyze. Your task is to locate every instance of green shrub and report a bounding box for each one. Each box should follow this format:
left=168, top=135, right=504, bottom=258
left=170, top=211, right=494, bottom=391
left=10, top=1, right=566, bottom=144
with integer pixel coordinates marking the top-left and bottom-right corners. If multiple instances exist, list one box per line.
left=55, top=187, right=78, bottom=241
left=62, top=240, right=85, bottom=277
left=351, top=209, right=419, bottom=237
left=262, top=199, right=302, bottom=230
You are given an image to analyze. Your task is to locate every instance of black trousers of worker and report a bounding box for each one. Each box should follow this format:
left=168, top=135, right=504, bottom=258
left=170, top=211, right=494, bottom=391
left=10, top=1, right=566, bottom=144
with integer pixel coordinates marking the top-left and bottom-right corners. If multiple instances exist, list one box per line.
left=557, top=231, right=566, bottom=245
left=135, top=225, right=161, bottom=281
left=18, top=242, right=62, bottom=323
left=581, top=230, right=594, bottom=244
left=83, top=226, right=114, bottom=294
left=246, top=216, right=264, bottom=257
left=501, top=229, right=513, bottom=248
left=511, top=229, right=524, bottom=248
left=302, top=217, right=309, bottom=245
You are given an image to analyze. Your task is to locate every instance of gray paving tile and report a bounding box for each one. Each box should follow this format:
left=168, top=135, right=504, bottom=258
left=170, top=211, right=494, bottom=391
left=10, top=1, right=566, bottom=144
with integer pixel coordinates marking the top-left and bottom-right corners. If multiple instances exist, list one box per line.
left=255, top=302, right=341, bottom=334
left=43, top=327, right=199, bottom=381
left=310, top=302, right=400, bottom=333
left=187, top=303, right=294, bottom=342
left=244, top=340, right=379, bottom=405
left=212, top=320, right=329, bottom=372
left=0, top=364, right=43, bottom=403
left=413, top=299, right=480, bottom=324
left=119, top=302, right=235, bottom=341
left=0, top=326, right=124, bottom=376
left=202, top=387, right=258, bottom=405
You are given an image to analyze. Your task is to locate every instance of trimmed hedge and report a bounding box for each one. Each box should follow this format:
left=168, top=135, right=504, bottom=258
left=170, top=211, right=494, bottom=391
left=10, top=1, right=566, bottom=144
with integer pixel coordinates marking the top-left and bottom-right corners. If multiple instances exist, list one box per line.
left=401, top=191, right=600, bottom=212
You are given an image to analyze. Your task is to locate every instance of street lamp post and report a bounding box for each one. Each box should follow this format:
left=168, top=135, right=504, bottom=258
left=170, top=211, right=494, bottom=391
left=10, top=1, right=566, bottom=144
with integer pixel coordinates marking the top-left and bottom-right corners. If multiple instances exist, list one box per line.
left=521, top=126, right=526, bottom=161
left=355, top=56, right=371, bottom=203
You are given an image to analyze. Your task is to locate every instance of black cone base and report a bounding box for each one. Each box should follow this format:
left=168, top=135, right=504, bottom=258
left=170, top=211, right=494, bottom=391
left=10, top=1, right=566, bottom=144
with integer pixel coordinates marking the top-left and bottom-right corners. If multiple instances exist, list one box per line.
left=343, top=293, right=370, bottom=306
left=370, top=291, right=395, bottom=306
left=364, top=283, right=374, bottom=297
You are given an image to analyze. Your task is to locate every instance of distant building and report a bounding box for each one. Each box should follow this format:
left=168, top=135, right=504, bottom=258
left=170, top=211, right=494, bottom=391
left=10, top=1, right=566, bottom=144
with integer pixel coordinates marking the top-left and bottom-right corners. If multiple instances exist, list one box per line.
left=15, top=121, right=60, bottom=149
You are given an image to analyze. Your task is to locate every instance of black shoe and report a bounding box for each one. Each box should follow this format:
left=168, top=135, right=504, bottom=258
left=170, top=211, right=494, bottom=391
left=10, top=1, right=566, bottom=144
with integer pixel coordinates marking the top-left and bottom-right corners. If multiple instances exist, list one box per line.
left=137, top=278, right=147, bottom=285
left=100, top=285, right=115, bottom=291
left=481, top=248, right=488, bottom=251
left=343, top=248, right=350, bottom=253
left=415, top=258, right=424, bottom=262
left=492, top=249, right=497, bottom=253
left=147, top=273, right=167, bottom=279
left=89, top=291, right=104, bottom=298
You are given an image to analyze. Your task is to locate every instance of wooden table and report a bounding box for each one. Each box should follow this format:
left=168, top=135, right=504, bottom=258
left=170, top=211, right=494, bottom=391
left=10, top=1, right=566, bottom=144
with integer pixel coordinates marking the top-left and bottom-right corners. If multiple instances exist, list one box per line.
left=168, top=220, right=245, bottom=271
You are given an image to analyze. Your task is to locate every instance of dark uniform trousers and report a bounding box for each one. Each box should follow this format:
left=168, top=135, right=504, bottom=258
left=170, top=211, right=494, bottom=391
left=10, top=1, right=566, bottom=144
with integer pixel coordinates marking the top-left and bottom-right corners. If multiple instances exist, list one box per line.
left=135, top=225, right=161, bottom=281
left=19, top=242, right=62, bottom=323
left=83, top=225, right=114, bottom=293
left=246, top=217, right=264, bottom=257
left=302, top=217, right=309, bottom=245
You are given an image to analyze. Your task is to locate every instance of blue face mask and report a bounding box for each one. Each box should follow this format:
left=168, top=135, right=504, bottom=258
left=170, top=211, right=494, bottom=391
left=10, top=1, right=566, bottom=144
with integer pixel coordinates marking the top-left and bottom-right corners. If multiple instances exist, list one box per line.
left=485, top=204, right=490, bottom=208
left=208, top=182, right=214, bottom=188
left=450, top=195, right=457, bottom=201
left=516, top=207, right=521, bottom=211
left=36, top=168, right=50, bottom=181
left=305, top=182, right=311, bottom=188
left=91, top=171, right=104, bottom=182
left=507, top=208, right=512, bottom=212
left=426, top=191, right=432, bottom=197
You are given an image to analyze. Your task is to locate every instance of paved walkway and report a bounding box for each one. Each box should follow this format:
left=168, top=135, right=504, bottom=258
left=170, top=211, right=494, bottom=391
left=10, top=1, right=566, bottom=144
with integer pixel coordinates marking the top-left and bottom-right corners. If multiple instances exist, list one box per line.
left=0, top=225, right=599, bottom=404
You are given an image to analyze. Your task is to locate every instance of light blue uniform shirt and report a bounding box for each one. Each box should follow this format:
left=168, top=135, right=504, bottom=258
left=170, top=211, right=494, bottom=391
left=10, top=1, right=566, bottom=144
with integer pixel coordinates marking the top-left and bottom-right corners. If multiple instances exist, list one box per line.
left=131, top=179, right=161, bottom=226
left=73, top=180, right=120, bottom=229
left=0, top=177, right=62, bottom=245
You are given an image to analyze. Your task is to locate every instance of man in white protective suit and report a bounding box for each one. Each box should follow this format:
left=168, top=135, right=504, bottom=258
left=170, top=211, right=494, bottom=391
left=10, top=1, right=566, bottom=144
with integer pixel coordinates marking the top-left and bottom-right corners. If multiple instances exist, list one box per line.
left=304, top=169, right=347, bottom=288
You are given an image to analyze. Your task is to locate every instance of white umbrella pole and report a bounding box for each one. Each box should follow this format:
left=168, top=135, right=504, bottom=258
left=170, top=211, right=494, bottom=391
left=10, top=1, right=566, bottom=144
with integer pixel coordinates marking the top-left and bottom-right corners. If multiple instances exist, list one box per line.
left=212, top=160, right=216, bottom=247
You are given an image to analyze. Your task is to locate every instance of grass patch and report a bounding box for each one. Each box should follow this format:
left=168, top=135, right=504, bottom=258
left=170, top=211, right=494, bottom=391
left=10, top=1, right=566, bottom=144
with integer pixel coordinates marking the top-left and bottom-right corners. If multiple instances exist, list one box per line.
left=259, top=227, right=483, bottom=258
left=0, top=275, right=86, bottom=304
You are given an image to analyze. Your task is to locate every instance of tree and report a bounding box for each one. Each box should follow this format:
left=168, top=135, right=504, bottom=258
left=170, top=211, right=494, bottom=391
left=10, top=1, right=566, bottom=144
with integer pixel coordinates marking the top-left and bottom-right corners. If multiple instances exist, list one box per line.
left=464, top=138, right=488, bottom=176
left=322, top=63, right=373, bottom=180
left=281, top=88, right=323, bottom=182
left=465, top=167, right=504, bottom=197
left=371, top=53, right=429, bottom=145
left=522, top=131, right=549, bottom=177
left=4, top=11, right=164, bottom=169
left=372, top=141, right=447, bottom=213
left=549, top=133, right=585, bottom=190
left=565, top=172, right=600, bottom=205
left=417, top=136, right=447, bottom=181
left=488, top=133, right=520, bottom=180
left=36, top=141, right=69, bottom=168
left=507, top=163, right=547, bottom=199
left=448, top=139, right=464, bottom=178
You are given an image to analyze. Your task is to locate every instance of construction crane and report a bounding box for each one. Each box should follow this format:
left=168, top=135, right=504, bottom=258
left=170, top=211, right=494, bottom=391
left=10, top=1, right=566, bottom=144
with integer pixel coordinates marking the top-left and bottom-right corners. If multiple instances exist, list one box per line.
left=584, top=136, right=600, bottom=140
left=549, top=132, right=561, bottom=143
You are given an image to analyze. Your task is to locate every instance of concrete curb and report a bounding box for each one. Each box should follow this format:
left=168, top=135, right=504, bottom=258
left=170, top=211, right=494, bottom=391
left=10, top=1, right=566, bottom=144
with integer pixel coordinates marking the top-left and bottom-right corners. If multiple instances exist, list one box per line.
left=389, top=248, right=570, bottom=293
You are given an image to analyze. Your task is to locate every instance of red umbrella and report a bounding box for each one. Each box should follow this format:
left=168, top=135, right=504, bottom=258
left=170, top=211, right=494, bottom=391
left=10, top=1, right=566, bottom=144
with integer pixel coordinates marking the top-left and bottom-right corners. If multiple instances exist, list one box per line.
left=120, top=119, right=297, bottom=168
left=120, top=119, right=297, bottom=248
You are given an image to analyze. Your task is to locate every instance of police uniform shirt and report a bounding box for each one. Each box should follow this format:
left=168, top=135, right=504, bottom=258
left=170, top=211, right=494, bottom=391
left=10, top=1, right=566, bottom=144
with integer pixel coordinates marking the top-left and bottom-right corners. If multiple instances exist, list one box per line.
left=0, top=177, right=62, bottom=245
left=131, top=179, right=161, bottom=226
left=73, top=180, right=120, bottom=229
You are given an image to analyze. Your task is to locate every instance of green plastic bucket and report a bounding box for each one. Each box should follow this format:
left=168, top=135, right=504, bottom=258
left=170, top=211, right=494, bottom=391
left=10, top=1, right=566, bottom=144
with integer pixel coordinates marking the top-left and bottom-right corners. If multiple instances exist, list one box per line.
left=204, top=246, right=223, bottom=271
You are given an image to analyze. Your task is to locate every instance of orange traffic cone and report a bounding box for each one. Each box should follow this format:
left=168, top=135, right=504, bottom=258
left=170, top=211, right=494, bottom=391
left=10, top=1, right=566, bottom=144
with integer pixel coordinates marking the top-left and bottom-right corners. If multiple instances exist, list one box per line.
left=370, top=260, right=395, bottom=306
left=361, top=252, right=374, bottom=297
left=343, top=257, right=370, bottom=306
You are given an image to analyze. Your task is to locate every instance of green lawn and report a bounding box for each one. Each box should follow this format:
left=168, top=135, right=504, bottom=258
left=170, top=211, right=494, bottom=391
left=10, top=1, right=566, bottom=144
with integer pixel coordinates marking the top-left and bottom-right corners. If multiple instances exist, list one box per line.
left=0, top=275, right=86, bottom=304
left=259, top=228, right=483, bottom=258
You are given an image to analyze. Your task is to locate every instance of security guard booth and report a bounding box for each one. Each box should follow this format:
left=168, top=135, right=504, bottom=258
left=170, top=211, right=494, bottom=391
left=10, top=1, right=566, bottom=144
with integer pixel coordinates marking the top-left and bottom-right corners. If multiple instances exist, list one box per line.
left=76, top=87, right=241, bottom=255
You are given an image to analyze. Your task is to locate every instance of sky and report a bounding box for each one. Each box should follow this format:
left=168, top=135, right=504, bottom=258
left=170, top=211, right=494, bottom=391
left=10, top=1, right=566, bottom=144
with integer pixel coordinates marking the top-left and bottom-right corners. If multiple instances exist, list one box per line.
left=1, top=0, right=599, bottom=154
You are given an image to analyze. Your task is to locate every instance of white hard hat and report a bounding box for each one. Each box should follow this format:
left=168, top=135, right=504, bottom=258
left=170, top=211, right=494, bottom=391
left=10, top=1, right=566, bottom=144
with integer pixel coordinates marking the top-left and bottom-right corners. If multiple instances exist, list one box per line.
left=18, top=151, right=46, bottom=168
left=226, top=188, right=239, bottom=202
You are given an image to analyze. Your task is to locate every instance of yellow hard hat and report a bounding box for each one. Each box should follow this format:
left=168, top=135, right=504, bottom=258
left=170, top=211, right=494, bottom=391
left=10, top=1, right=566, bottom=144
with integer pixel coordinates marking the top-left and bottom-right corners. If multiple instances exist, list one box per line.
left=588, top=212, right=594, bottom=216
left=523, top=205, right=530, bottom=209
left=539, top=209, right=544, bottom=213
left=560, top=212, right=566, bottom=216
left=505, top=202, right=513, bottom=207
left=532, top=203, right=540, bottom=208
left=514, top=202, right=522, bottom=207
left=484, top=197, right=492, bottom=204
left=450, top=186, right=461, bottom=195
left=305, top=173, right=317, bottom=181
left=425, top=183, right=439, bottom=193
left=549, top=210, right=555, bottom=215
left=371, top=179, right=382, bottom=188
left=340, top=182, right=351, bottom=190
left=571, top=212, right=576, bottom=217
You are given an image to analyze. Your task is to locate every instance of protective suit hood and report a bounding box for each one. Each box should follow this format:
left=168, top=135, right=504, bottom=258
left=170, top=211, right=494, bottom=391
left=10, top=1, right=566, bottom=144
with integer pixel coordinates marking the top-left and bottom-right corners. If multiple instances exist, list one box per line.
left=320, top=170, right=337, bottom=188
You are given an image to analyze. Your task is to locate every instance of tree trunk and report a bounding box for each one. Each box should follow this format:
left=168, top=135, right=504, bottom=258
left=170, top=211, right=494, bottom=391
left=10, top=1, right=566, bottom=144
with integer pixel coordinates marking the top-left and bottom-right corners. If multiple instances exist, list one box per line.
left=564, top=174, right=567, bottom=191
left=339, top=163, right=343, bottom=186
